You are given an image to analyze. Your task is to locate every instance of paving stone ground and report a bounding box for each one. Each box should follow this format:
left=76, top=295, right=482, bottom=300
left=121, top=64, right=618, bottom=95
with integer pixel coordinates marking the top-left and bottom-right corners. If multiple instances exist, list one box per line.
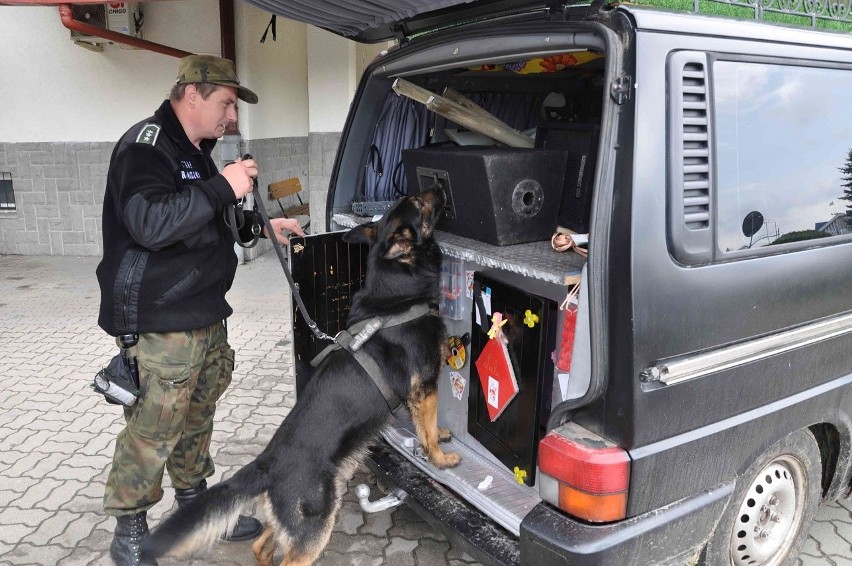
left=0, top=251, right=850, bottom=566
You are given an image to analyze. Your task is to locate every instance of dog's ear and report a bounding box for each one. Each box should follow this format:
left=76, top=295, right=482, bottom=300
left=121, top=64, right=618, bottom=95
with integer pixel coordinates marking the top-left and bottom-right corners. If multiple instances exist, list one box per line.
left=343, top=222, right=378, bottom=245
left=383, top=227, right=415, bottom=260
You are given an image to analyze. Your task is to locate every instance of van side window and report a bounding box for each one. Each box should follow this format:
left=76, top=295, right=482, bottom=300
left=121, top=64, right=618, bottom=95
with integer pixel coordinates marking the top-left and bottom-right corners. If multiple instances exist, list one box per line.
left=713, top=61, right=852, bottom=253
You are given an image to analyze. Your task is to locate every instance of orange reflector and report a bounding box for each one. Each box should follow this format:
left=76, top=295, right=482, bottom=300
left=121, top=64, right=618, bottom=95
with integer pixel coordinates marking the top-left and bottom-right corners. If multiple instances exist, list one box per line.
left=558, top=484, right=628, bottom=523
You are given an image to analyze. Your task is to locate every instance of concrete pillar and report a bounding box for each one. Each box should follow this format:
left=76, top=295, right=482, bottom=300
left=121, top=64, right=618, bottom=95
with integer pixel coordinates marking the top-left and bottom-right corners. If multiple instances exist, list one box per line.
left=306, top=27, right=355, bottom=234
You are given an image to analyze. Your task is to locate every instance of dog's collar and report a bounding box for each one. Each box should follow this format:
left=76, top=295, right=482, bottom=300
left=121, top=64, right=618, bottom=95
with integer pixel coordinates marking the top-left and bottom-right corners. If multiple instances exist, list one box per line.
left=309, top=303, right=432, bottom=412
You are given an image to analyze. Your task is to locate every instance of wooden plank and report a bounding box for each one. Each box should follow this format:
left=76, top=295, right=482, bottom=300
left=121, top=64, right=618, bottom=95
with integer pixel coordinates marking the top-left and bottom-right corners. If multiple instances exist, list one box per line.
left=269, top=177, right=302, bottom=199
left=283, top=203, right=310, bottom=217
left=392, top=78, right=534, bottom=148
left=442, top=88, right=524, bottom=134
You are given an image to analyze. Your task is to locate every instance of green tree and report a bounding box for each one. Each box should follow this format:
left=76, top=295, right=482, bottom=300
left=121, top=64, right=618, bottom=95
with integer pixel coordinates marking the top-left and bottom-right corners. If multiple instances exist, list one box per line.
left=841, top=147, right=852, bottom=217
left=770, top=229, right=830, bottom=245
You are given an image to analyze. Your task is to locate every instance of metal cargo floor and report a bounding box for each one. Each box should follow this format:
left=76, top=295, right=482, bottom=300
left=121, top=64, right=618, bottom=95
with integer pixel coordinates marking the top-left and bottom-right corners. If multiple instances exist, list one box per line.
left=381, top=416, right=541, bottom=536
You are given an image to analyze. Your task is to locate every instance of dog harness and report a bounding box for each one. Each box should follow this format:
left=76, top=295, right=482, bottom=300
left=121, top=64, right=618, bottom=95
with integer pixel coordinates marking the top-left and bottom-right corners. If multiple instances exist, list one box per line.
left=309, top=303, right=432, bottom=413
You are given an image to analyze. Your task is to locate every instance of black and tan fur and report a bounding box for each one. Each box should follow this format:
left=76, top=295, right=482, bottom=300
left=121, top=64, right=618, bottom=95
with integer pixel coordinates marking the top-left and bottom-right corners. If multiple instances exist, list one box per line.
left=142, top=187, right=459, bottom=566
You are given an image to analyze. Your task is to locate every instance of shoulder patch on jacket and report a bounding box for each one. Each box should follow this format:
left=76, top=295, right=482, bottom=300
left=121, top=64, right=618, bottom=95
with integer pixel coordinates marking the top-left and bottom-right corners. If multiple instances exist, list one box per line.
left=135, top=124, right=161, bottom=146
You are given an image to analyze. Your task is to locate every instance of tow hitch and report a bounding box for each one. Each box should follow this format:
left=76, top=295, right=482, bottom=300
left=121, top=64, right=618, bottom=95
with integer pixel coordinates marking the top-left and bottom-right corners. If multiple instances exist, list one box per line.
left=355, top=483, right=407, bottom=513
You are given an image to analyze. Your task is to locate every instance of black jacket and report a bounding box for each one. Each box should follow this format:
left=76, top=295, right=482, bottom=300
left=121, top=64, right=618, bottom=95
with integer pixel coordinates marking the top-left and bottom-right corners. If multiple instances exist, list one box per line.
left=97, top=100, right=259, bottom=336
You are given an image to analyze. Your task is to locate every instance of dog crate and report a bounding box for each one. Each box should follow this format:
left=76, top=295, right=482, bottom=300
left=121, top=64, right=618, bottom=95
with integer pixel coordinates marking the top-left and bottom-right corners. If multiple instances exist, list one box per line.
left=289, top=232, right=369, bottom=395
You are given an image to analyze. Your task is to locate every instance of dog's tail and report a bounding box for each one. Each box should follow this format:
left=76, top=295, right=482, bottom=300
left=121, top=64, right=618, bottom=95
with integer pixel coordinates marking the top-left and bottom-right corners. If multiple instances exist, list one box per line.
left=141, top=462, right=266, bottom=560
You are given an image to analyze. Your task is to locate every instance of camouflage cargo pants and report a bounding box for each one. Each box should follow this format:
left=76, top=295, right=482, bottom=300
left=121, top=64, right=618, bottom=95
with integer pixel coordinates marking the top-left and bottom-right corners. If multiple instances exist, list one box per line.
left=103, top=321, right=233, bottom=516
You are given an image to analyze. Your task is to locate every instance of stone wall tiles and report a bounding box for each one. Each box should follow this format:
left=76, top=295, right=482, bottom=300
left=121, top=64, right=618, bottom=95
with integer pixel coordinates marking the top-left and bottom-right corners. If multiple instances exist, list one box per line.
left=1, top=136, right=315, bottom=256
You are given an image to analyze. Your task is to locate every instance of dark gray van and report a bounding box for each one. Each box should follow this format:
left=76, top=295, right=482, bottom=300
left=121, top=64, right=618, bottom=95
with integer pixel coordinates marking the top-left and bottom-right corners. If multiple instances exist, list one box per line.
left=244, top=0, right=852, bottom=563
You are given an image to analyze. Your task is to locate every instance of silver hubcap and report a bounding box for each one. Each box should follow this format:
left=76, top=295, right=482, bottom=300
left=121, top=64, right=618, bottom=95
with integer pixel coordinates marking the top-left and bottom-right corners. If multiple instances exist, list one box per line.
left=730, top=458, right=805, bottom=566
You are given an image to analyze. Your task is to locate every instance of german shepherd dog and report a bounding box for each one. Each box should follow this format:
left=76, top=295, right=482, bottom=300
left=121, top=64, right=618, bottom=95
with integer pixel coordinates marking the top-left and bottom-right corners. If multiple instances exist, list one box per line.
left=141, top=186, right=460, bottom=566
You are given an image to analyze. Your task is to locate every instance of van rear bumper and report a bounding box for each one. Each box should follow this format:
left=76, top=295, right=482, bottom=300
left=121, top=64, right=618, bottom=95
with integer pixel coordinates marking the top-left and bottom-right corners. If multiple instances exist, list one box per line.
left=367, top=442, right=735, bottom=566
left=521, top=481, right=734, bottom=565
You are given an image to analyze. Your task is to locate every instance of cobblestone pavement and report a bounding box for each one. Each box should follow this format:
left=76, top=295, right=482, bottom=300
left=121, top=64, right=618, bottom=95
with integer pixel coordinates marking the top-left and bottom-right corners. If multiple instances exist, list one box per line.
left=0, top=252, right=850, bottom=566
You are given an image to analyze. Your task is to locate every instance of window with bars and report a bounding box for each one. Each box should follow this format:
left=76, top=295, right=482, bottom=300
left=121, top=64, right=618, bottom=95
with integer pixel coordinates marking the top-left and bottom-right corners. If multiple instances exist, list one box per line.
left=0, top=173, right=14, bottom=210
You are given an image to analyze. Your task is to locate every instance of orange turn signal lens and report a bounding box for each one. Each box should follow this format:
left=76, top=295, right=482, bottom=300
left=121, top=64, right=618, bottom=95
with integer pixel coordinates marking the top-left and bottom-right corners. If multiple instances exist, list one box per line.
left=538, top=422, right=631, bottom=523
left=558, top=484, right=628, bottom=523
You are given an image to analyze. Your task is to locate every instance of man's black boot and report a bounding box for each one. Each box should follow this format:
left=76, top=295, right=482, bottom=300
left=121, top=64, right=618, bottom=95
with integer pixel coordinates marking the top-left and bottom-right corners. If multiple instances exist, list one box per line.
left=174, top=479, right=262, bottom=541
left=109, top=512, right=157, bottom=566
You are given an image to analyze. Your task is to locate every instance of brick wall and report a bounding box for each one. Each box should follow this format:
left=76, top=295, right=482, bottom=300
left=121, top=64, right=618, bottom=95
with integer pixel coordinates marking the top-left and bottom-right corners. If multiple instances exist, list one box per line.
left=0, top=142, right=111, bottom=256
left=0, top=136, right=319, bottom=257
left=244, top=136, right=310, bottom=222
left=308, top=132, right=342, bottom=235
left=240, top=136, right=310, bottom=260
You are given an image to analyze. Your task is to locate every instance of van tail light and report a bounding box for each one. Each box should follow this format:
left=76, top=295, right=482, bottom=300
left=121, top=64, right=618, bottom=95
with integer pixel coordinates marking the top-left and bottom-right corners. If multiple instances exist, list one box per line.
left=538, top=422, right=630, bottom=523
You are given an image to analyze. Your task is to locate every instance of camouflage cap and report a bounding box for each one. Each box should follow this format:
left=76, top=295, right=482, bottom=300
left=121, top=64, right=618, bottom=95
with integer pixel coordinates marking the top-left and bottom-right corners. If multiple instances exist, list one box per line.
left=175, top=54, right=258, bottom=104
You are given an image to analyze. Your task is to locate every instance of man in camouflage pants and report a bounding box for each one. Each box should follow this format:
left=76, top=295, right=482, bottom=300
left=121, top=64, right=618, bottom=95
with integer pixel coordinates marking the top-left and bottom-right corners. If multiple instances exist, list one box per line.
left=96, top=55, right=303, bottom=566
left=103, top=325, right=233, bottom=513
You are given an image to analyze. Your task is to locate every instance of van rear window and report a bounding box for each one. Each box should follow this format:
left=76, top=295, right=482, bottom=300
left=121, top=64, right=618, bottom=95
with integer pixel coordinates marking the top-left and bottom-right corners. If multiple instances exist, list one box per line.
left=714, top=61, right=852, bottom=252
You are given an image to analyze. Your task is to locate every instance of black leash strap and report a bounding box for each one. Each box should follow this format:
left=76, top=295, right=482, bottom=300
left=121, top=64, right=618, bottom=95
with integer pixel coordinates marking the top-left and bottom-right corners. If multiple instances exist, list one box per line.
left=225, top=199, right=260, bottom=249
left=260, top=15, right=277, bottom=43
left=221, top=156, right=259, bottom=249
left=242, top=155, right=334, bottom=343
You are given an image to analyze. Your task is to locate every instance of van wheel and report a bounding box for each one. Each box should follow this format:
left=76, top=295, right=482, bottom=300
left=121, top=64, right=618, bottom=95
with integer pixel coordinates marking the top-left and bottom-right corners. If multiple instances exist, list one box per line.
left=703, top=429, right=821, bottom=566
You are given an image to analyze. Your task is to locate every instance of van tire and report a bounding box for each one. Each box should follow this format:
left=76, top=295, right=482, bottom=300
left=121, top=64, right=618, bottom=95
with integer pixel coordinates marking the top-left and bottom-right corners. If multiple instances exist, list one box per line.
left=702, top=429, right=821, bottom=566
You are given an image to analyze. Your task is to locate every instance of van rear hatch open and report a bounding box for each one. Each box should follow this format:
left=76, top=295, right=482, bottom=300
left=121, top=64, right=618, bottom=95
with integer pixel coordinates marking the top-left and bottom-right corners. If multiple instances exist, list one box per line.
left=272, top=1, right=625, bottom=564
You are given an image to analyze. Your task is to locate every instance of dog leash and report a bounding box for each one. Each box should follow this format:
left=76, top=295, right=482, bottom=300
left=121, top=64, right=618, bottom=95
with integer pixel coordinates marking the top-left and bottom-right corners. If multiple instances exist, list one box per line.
left=229, top=154, right=335, bottom=344
left=224, top=197, right=261, bottom=249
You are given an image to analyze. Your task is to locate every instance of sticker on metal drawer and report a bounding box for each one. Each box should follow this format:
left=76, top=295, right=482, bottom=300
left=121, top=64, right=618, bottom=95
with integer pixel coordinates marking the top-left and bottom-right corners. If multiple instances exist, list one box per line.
left=450, top=371, right=466, bottom=401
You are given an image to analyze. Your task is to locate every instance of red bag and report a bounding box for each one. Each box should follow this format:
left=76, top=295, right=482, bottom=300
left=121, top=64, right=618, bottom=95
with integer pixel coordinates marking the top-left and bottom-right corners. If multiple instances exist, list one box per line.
left=556, top=305, right=578, bottom=372
left=474, top=337, right=519, bottom=422
left=556, top=284, right=581, bottom=372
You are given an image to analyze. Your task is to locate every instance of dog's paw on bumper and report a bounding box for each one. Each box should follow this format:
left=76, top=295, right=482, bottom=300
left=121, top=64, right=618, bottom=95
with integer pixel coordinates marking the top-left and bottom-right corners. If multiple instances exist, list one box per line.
left=430, top=450, right=461, bottom=469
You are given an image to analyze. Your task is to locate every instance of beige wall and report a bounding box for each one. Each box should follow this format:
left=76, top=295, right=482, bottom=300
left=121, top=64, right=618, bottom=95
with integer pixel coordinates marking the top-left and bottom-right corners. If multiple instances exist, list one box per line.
left=306, top=26, right=355, bottom=134
left=0, top=4, right=388, bottom=143
left=305, top=27, right=389, bottom=134
left=235, top=5, right=309, bottom=139
left=0, top=1, right=312, bottom=143
left=356, top=40, right=389, bottom=82
left=0, top=2, right=220, bottom=142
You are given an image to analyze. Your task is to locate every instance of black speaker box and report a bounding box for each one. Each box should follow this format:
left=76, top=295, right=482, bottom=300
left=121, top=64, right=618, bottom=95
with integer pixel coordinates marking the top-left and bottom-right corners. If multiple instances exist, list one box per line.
left=402, top=146, right=567, bottom=246
left=535, top=122, right=599, bottom=234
